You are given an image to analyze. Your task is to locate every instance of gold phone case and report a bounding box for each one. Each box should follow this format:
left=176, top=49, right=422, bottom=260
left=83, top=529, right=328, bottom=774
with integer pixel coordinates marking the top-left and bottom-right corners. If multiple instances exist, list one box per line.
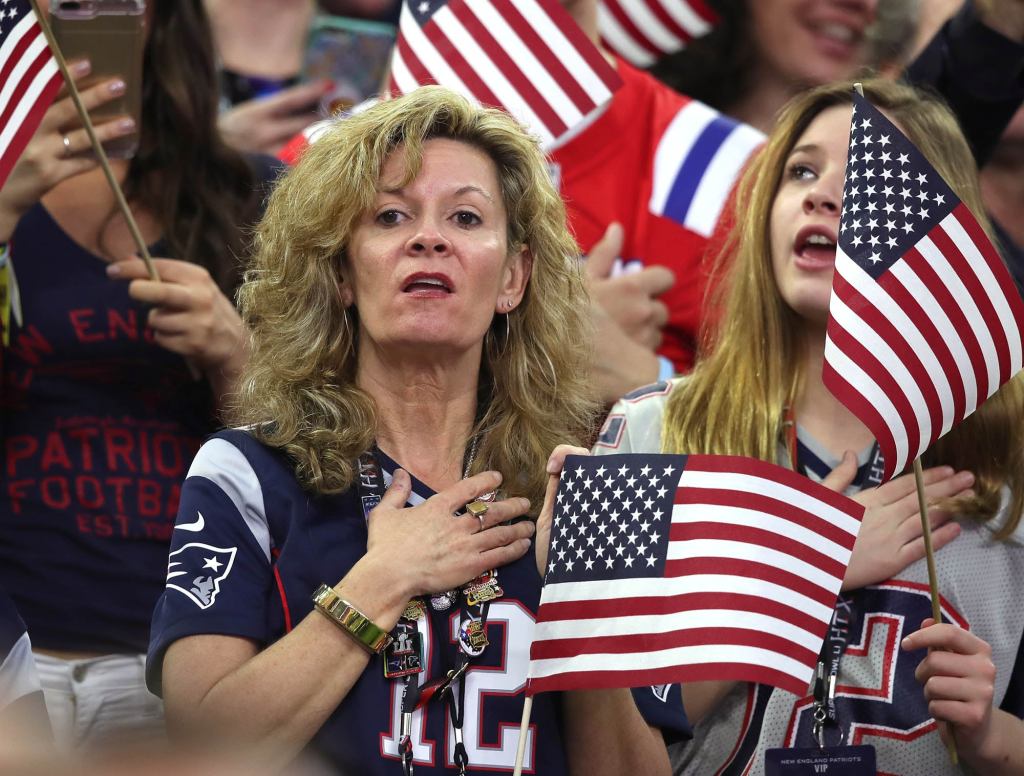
left=51, top=0, right=145, bottom=160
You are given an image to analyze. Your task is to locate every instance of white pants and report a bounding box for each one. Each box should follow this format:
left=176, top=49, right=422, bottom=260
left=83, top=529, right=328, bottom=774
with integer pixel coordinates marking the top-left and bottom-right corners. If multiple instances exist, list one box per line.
left=33, top=652, right=165, bottom=749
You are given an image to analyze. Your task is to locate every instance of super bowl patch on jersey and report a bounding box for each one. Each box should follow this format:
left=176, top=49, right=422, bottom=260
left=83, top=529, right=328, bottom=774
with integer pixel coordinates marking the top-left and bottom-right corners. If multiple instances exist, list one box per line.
left=165, top=542, right=237, bottom=609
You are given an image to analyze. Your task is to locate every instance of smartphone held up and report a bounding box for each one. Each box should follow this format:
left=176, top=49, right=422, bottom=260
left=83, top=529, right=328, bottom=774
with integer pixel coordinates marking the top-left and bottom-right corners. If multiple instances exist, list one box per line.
left=302, top=14, right=395, bottom=117
left=50, top=0, right=145, bottom=160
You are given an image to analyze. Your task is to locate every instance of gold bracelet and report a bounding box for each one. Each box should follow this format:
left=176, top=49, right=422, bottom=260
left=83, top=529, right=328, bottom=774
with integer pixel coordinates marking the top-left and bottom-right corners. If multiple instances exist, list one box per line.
left=311, top=584, right=393, bottom=654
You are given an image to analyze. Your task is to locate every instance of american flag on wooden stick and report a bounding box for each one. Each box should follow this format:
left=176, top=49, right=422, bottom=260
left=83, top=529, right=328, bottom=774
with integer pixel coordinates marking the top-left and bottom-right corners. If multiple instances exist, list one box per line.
left=0, top=0, right=62, bottom=190
left=389, top=0, right=622, bottom=148
left=598, top=0, right=719, bottom=67
left=823, top=91, right=1024, bottom=482
left=526, top=453, right=864, bottom=697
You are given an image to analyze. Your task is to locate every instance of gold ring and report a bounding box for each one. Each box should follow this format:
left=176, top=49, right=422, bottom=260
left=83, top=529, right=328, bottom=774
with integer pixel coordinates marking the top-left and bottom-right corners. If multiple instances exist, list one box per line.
left=466, top=500, right=488, bottom=530
left=62, top=135, right=72, bottom=157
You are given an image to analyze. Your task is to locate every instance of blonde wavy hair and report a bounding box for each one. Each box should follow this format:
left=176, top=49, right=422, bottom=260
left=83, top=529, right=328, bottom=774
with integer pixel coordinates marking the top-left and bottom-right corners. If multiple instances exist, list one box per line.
left=662, top=78, right=1024, bottom=538
left=231, top=87, right=597, bottom=508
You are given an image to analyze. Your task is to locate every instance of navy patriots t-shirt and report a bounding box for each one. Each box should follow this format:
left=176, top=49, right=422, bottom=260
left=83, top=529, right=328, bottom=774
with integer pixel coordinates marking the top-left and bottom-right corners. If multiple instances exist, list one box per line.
left=0, top=205, right=213, bottom=653
left=148, top=429, right=569, bottom=774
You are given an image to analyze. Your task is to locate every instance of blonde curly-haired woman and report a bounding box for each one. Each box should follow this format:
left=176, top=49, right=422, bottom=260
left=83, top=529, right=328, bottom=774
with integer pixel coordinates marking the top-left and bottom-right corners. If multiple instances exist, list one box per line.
left=146, top=87, right=671, bottom=776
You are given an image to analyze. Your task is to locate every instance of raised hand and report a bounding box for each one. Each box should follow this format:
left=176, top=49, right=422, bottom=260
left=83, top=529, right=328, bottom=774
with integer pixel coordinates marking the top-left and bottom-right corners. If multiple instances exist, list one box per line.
left=365, top=469, right=534, bottom=598
left=107, top=257, right=248, bottom=398
left=821, top=454, right=973, bottom=590
left=0, top=60, right=136, bottom=240
left=536, top=445, right=590, bottom=577
left=584, top=223, right=675, bottom=402
left=585, top=222, right=673, bottom=350
left=217, top=80, right=332, bottom=155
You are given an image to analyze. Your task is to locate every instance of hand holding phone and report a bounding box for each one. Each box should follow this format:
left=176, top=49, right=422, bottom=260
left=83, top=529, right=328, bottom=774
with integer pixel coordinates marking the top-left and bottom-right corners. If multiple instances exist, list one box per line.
left=302, top=14, right=396, bottom=116
left=50, top=0, right=145, bottom=160
left=217, top=80, right=333, bottom=156
left=0, top=60, right=137, bottom=242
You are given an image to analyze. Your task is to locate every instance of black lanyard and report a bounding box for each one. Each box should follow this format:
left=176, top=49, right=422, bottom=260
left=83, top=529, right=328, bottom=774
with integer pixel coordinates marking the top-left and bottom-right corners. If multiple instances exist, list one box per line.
left=354, top=447, right=490, bottom=776
left=812, top=593, right=858, bottom=747
left=808, top=443, right=881, bottom=748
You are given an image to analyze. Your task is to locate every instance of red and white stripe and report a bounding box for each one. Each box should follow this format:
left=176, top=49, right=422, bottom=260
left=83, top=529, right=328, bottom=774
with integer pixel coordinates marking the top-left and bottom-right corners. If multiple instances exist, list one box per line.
left=0, top=7, right=62, bottom=190
left=527, top=455, right=862, bottom=697
left=824, top=203, right=1024, bottom=481
left=598, top=0, right=718, bottom=68
left=389, top=0, right=620, bottom=148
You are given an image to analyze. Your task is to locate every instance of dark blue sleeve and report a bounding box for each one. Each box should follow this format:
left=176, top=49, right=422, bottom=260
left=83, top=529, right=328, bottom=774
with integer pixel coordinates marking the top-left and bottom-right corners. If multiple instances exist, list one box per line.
left=631, top=683, right=692, bottom=742
left=146, top=447, right=274, bottom=696
left=904, top=0, right=1024, bottom=166
left=0, top=591, right=26, bottom=659
left=1000, top=635, right=1024, bottom=718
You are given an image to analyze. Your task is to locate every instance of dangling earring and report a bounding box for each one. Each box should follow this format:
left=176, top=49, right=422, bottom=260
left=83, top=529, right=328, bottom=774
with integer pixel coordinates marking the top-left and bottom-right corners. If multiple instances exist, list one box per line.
left=503, top=300, right=516, bottom=342
left=338, top=306, right=355, bottom=360
left=485, top=303, right=513, bottom=356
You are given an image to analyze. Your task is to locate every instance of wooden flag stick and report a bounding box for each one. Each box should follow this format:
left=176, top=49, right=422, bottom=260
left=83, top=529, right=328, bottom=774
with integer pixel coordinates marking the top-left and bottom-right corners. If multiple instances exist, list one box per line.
left=911, top=458, right=944, bottom=627
left=853, top=80, right=956, bottom=765
left=28, top=0, right=159, bottom=281
left=912, top=456, right=959, bottom=766
left=512, top=696, right=534, bottom=776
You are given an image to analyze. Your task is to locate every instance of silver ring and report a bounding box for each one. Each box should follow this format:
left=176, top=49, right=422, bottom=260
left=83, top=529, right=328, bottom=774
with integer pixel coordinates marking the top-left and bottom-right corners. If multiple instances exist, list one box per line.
left=62, top=134, right=72, bottom=157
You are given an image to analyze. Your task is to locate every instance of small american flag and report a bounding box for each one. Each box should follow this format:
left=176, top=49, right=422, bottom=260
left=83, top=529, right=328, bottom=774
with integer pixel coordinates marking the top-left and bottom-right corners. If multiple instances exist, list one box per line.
left=824, top=91, right=1024, bottom=482
left=0, top=0, right=62, bottom=190
left=389, top=0, right=621, bottom=148
left=598, top=0, right=718, bottom=67
left=526, top=453, right=864, bottom=697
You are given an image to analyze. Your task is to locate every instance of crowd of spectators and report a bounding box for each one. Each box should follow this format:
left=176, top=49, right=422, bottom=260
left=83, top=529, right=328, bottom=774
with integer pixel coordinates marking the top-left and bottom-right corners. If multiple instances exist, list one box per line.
left=1, top=0, right=1023, bottom=773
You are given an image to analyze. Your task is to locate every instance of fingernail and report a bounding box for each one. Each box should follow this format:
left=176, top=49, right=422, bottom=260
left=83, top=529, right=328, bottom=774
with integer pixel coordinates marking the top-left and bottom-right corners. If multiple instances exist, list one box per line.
left=323, top=79, right=336, bottom=92
left=117, top=118, right=136, bottom=133
left=521, top=498, right=531, bottom=511
left=525, top=522, right=535, bottom=534
left=71, top=60, right=91, bottom=76
left=106, top=264, right=121, bottom=276
left=108, top=80, right=126, bottom=95
left=546, top=457, right=558, bottom=474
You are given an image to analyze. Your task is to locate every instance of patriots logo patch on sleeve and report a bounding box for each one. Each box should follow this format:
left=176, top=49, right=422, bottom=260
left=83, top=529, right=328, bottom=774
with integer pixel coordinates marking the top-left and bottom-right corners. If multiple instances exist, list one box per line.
left=166, top=543, right=237, bottom=609
left=651, top=684, right=671, bottom=703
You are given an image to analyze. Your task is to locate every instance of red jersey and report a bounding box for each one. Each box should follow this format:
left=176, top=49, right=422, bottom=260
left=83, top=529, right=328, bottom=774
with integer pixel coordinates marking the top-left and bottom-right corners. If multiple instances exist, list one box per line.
left=550, top=59, right=762, bottom=370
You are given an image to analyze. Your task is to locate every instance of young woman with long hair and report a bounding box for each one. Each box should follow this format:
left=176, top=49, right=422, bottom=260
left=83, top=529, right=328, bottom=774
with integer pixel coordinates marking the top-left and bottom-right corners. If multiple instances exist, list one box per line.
left=595, top=79, right=1024, bottom=774
left=0, top=0, right=279, bottom=746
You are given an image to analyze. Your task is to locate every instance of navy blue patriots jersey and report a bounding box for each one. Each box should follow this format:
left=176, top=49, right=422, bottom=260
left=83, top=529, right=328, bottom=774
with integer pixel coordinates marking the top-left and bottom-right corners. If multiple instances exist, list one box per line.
left=148, top=429, right=568, bottom=774
left=631, top=682, right=690, bottom=743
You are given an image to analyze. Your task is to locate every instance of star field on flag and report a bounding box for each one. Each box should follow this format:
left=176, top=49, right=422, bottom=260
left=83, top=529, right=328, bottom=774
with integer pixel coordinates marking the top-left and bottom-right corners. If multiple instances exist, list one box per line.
left=824, top=91, right=1024, bottom=481
left=527, top=453, right=864, bottom=697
